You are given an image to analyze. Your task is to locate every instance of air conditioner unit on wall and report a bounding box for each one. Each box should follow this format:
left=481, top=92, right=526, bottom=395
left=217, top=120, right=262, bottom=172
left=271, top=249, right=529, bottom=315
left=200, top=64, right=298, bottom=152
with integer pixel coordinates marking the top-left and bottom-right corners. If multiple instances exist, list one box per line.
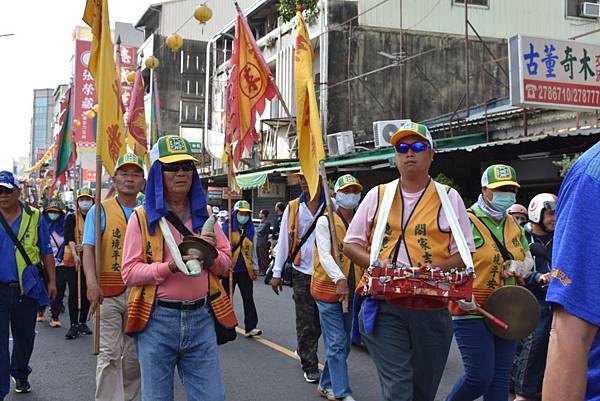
left=327, top=131, right=355, bottom=156
left=580, top=2, right=600, bottom=18
left=372, top=119, right=411, bottom=148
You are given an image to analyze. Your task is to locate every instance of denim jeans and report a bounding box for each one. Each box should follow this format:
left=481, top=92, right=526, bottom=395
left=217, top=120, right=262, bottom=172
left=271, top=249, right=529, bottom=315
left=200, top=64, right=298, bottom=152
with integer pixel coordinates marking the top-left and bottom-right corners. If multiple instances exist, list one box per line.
left=513, top=299, right=552, bottom=399
left=134, top=304, right=224, bottom=401
left=360, top=301, right=453, bottom=401
left=0, top=284, right=38, bottom=398
left=317, top=299, right=353, bottom=399
left=446, top=318, right=517, bottom=401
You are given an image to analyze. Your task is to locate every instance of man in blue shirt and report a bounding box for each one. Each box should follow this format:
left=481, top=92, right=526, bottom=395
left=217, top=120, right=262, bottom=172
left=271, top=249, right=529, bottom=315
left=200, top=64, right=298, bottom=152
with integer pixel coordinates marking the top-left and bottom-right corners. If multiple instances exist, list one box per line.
left=543, top=141, right=600, bottom=401
left=0, top=171, right=56, bottom=397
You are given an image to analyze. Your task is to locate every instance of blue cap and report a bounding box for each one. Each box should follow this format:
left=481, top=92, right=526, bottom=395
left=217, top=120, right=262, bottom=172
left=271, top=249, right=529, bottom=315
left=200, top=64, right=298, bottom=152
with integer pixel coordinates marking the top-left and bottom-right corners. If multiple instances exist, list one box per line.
left=0, top=171, right=19, bottom=189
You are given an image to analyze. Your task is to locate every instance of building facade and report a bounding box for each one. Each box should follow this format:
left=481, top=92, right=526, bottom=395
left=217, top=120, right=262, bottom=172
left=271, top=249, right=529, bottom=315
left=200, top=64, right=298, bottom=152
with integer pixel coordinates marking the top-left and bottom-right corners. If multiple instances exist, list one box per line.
left=29, top=88, right=55, bottom=166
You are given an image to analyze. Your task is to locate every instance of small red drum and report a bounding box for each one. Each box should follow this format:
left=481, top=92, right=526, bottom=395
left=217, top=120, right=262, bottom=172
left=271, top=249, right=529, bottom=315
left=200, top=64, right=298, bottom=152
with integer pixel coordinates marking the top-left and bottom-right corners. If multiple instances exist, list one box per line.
left=365, top=264, right=474, bottom=304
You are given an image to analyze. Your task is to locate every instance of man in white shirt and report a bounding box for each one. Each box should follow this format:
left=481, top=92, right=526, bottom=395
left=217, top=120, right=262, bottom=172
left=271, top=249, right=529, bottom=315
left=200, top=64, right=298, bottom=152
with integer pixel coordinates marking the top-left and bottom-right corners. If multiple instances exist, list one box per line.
left=311, top=175, right=363, bottom=401
left=271, top=172, right=325, bottom=383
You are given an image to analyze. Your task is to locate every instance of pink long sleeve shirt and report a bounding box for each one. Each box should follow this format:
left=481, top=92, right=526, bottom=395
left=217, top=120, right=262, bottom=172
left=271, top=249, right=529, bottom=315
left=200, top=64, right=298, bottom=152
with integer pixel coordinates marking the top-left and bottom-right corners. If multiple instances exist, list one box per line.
left=121, top=212, right=232, bottom=301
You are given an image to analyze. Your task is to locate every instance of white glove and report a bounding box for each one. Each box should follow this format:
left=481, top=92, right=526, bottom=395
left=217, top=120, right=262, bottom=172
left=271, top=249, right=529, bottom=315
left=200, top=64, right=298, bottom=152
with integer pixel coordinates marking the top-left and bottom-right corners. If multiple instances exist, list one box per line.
left=457, top=295, right=478, bottom=312
left=506, top=251, right=534, bottom=277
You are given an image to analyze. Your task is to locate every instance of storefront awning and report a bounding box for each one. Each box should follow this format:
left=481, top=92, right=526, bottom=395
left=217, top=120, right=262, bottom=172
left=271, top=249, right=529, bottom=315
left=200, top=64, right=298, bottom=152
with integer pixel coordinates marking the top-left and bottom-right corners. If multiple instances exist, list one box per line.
left=235, top=165, right=299, bottom=189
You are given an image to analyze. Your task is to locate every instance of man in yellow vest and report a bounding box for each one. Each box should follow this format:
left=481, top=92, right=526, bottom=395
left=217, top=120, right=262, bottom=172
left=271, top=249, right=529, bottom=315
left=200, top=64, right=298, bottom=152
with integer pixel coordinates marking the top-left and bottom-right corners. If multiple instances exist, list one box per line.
left=446, top=164, right=533, bottom=401
left=222, top=200, right=262, bottom=337
left=82, top=154, right=145, bottom=401
left=121, top=135, right=233, bottom=401
left=272, top=172, right=325, bottom=383
left=343, top=122, right=475, bottom=401
left=312, top=174, right=363, bottom=401
left=61, top=188, right=94, bottom=339
left=0, top=171, right=56, bottom=396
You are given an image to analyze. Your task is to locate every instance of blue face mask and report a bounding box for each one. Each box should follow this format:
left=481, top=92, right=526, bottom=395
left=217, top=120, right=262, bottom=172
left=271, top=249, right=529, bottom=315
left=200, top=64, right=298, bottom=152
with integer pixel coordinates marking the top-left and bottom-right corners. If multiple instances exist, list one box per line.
left=491, top=192, right=516, bottom=213
left=236, top=215, right=250, bottom=225
left=48, top=213, right=61, bottom=222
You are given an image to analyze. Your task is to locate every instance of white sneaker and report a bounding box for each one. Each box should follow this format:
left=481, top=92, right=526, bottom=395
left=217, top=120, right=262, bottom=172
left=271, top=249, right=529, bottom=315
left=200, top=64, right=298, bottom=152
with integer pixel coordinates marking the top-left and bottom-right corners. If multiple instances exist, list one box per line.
left=48, top=319, right=62, bottom=328
left=245, top=328, right=262, bottom=337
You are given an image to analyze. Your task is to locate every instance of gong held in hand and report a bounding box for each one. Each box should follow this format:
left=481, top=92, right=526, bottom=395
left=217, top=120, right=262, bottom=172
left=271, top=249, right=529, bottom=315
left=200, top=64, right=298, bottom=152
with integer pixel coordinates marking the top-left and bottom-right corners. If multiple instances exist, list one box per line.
left=178, top=216, right=219, bottom=275
left=482, top=285, right=540, bottom=341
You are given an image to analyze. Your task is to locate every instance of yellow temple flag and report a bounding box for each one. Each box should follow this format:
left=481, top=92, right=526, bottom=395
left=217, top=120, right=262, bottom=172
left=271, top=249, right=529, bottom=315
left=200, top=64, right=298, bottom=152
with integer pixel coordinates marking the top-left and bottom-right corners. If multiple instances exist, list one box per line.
left=294, top=10, right=325, bottom=200
left=83, top=0, right=126, bottom=176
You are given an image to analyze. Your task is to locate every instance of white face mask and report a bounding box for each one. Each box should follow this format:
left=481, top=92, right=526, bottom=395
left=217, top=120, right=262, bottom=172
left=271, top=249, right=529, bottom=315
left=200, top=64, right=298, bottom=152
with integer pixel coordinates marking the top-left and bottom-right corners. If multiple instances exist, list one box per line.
left=78, top=200, right=93, bottom=212
left=335, top=192, right=361, bottom=210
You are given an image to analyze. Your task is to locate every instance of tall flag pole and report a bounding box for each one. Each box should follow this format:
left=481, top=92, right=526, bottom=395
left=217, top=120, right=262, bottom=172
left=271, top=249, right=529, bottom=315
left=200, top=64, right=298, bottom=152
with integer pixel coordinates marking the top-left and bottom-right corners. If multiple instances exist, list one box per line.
left=82, top=0, right=126, bottom=355
left=294, top=7, right=325, bottom=200
left=226, top=2, right=276, bottom=167
left=150, top=74, right=162, bottom=147
left=126, top=67, right=150, bottom=166
left=51, top=86, right=77, bottom=193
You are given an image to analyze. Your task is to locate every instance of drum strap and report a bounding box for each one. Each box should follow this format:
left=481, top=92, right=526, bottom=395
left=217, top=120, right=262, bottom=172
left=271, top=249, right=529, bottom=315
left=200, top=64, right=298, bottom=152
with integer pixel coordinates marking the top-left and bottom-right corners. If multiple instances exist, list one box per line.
left=369, top=179, right=399, bottom=265
left=434, top=182, right=474, bottom=271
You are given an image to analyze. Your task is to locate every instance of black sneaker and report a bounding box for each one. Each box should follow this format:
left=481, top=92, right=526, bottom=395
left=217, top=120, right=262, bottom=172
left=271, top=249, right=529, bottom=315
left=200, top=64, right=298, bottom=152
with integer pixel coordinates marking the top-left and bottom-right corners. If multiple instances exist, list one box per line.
left=78, top=323, right=92, bottom=335
left=303, top=369, right=320, bottom=383
left=65, top=324, right=79, bottom=340
left=14, top=377, right=31, bottom=393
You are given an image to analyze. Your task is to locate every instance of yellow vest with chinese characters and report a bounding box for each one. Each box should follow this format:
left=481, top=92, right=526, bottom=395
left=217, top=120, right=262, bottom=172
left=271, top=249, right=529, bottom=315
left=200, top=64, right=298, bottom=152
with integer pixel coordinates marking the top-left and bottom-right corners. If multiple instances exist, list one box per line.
left=311, top=212, right=361, bottom=303
left=449, top=210, right=525, bottom=316
left=99, top=198, right=127, bottom=297
left=230, top=230, right=254, bottom=276
left=125, top=206, right=237, bottom=335
left=357, top=180, right=452, bottom=309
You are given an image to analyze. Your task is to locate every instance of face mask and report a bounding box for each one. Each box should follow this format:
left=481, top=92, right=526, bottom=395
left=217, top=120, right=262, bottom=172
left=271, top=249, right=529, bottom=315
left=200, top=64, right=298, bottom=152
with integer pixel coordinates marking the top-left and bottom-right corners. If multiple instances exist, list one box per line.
left=48, top=213, right=61, bottom=222
left=236, top=215, right=250, bottom=225
left=490, top=192, right=516, bottom=213
left=336, top=192, right=361, bottom=210
left=78, top=200, right=93, bottom=212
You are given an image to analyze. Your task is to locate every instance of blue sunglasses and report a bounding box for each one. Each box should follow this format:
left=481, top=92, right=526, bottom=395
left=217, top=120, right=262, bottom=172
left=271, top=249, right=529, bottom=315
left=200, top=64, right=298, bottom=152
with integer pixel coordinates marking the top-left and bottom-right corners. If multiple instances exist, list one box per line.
left=394, top=141, right=429, bottom=154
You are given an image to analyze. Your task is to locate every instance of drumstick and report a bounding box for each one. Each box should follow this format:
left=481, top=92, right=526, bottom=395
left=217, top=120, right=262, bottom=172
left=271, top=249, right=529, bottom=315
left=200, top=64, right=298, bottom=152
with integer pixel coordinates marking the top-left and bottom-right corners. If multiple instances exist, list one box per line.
left=477, top=306, right=509, bottom=330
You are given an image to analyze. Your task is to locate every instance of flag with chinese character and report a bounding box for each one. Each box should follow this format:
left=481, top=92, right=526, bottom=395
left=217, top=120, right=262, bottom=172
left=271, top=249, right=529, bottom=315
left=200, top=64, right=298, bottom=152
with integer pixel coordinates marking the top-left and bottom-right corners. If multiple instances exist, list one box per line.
left=294, top=10, right=325, bottom=200
left=51, top=86, right=77, bottom=190
left=225, top=8, right=276, bottom=166
left=83, top=0, right=126, bottom=176
left=150, top=75, right=162, bottom=147
left=126, top=67, right=149, bottom=166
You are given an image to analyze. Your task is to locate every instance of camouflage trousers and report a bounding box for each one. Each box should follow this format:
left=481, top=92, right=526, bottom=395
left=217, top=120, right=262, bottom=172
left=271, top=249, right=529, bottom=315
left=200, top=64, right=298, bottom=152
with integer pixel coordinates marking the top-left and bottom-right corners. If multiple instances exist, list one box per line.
left=292, top=269, right=321, bottom=372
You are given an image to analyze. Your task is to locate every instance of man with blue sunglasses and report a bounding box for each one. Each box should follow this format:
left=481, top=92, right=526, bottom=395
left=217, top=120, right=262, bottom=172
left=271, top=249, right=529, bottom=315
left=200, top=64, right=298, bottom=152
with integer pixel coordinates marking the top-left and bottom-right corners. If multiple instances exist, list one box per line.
left=344, top=122, right=475, bottom=401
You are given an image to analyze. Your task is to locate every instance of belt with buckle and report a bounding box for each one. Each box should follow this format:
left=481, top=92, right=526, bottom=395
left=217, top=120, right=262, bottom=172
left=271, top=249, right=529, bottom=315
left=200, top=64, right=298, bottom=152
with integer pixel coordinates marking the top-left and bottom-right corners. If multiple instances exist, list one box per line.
left=156, top=297, right=207, bottom=310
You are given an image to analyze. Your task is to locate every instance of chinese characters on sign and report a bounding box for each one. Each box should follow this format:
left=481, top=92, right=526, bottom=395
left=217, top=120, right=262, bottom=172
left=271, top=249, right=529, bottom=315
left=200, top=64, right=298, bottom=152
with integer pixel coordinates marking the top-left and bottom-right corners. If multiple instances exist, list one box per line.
left=509, top=34, right=600, bottom=110
left=74, top=40, right=97, bottom=145
left=73, top=40, right=138, bottom=145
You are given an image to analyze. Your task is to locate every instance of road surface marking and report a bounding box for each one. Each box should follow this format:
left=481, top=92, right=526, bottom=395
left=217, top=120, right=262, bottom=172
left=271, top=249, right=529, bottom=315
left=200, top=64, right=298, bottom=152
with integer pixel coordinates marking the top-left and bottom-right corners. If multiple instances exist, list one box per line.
left=235, top=327, right=324, bottom=370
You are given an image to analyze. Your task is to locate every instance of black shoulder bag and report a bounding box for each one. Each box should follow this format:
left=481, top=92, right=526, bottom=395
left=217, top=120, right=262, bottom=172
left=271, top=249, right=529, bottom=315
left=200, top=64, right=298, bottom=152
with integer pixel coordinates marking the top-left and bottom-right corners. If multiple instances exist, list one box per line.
left=164, top=213, right=236, bottom=345
left=282, top=204, right=325, bottom=287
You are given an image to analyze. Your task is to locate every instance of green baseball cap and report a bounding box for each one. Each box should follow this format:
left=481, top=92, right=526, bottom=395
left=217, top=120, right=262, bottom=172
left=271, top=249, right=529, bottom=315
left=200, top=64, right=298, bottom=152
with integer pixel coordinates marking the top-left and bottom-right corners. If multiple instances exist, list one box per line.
left=76, top=187, right=94, bottom=199
left=334, top=174, right=363, bottom=192
left=390, top=121, right=434, bottom=147
left=481, top=164, right=520, bottom=189
left=115, top=153, right=145, bottom=172
left=154, top=135, right=198, bottom=164
left=234, top=200, right=252, bottom=213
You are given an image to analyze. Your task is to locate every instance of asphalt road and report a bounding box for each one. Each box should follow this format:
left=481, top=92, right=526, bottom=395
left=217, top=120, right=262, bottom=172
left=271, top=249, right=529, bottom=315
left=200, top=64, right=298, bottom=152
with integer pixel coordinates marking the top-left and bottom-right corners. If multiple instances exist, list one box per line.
left=6, top=282, right=467, bottom=401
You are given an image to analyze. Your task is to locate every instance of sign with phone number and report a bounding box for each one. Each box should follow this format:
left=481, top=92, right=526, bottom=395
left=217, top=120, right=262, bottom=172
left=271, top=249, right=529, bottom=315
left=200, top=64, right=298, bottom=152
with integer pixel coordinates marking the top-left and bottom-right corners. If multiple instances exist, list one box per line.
left=509, top=34, right=600, bottom=110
